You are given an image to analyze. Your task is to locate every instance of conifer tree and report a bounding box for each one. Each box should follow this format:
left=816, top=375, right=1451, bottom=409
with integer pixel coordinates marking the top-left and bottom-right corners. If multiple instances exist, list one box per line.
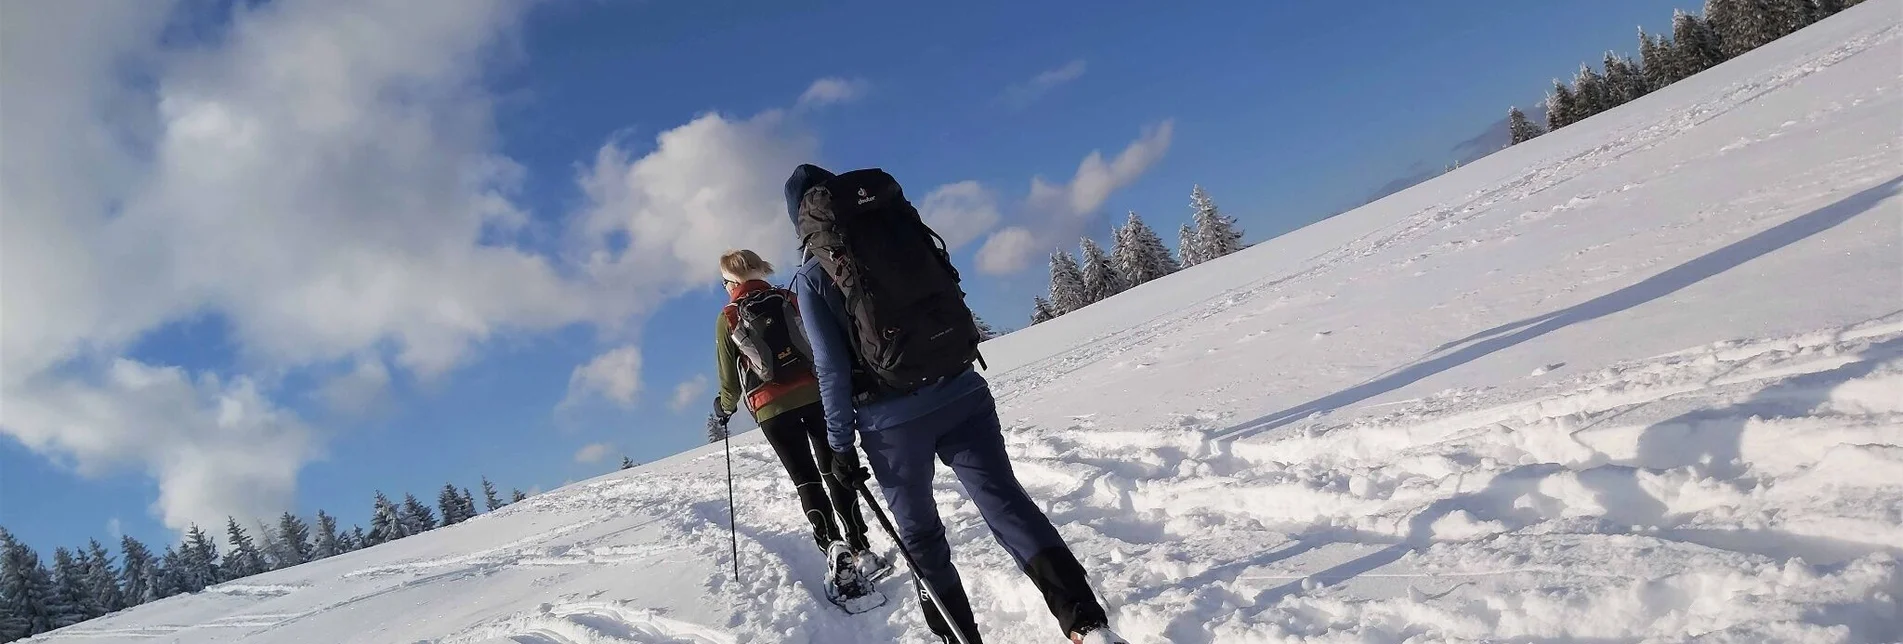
left=1508, top=106, right=1546, bottom=145
left=1640, top=29, right=1676, bottom=89
left=347, top=526, right=369, bottom=552
left=973, top=315, right=1002, bottom=340
left=221, top=518, right=266, bottom=582
left=619, top=457, right=636, bottom=471
left=1188, top=185, right=1245, bottom=262
left=400, top=494, right=436, bottom=535
left=367, top=492, right=403, bottom=546
left=511, top=489, right=528, bottom=503
left=272, top=513, right=312, bottom=569
left=1546, top=81, right=1578, bottom=130
left=82, top=540, right=122, bottom=616
left=177, top=525, right=219, bottom=593
left=706, top=411, right=727, bottom=444
left=459, top=489, right=477, bottom=519
left=1, top=528, right=62, bottom=639
left=481, top=478, right=505, bottom=512
left=153, top=546, right=185, bottom=599
left=1178, top=223, right=1203, bottom=268
left=1571, top=64, right=1609, bottom=119
left=118, top=535, right=159, bottom=607
left=1604, top=52, right=1648, bottom=106
left=1674, top=9, right=1729, bottom=79
left=49, top=548, right=93, bottom=626
left=311, top=511, right=343, bottom=560
left=1030, top=297, right=1057, bottom=325
left=439, top=484, right=472, bottom=526
left=1110, top=211, right=1179, bottom=287
left=1078, top=237, right=1128, bottom=305
left=1046, top=250, right=1087, bottom=315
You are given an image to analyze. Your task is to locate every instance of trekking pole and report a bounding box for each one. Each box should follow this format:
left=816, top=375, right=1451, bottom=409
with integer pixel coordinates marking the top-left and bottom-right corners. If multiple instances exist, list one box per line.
left=714, top=407, right=740, bottom=584
left=852, top=479, right=976, bottom=644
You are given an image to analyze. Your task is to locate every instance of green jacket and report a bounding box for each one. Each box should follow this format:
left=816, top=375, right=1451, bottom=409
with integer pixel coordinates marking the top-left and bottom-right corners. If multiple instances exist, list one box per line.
left=716, top=284, right=821, bottom=424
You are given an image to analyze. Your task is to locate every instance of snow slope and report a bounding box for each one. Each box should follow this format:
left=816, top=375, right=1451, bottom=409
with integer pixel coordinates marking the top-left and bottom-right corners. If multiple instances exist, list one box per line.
left=30, top=3, right=1903, bottom=642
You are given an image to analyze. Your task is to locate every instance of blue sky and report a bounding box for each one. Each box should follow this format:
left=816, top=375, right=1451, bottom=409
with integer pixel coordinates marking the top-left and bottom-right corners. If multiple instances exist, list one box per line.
left=1, top=0, right=1689, bottom=554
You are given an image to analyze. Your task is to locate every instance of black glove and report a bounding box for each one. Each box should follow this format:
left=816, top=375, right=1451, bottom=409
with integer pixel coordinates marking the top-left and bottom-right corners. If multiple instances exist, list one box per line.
left=830, top=447, right=871, bottom=487
left=711, top=397, right=733, bottom=426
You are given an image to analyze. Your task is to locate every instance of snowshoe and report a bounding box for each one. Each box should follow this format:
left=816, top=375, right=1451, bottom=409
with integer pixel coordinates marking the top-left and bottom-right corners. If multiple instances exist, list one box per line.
left=854, top=549, right=894, bottom=582
left=1070, top=624, right=1129, bottom=644
left=824, top=542, right=887, bottom=614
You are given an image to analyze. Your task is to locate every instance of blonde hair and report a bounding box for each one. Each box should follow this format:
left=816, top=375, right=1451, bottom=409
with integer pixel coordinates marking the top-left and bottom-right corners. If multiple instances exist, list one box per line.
left=719, top=249, right=775, bottom=281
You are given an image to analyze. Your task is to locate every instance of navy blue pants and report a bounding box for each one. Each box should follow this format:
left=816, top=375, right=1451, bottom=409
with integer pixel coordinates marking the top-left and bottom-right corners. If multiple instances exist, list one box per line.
left=860, top=388, right=1106, bottom=640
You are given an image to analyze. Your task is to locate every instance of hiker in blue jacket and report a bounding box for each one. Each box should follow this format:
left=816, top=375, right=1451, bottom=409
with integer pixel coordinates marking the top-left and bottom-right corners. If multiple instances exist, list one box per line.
left=783, top=163, right=1126, bottom=644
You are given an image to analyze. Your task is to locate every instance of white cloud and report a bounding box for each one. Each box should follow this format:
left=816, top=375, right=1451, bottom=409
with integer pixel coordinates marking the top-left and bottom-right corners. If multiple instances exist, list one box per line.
left=319, top=357, right=392, bottom=415
left=1000, top=59, right=1087, bottom=108
left=0, top=0, right=582, bottom=533
left=573, top=442, right=614, bottom=464
left=976, top=227, right=1039, bottom=275
left=572, top=109, right=817, bottom=295
left=974, top=120, right=1175, bottom=275
left=796, top=77, right=869, bottom=109
left=920, top=181, right=1003, bottom=251
left=107, top=518, right=124, bottom=541
left=561, top=345, right=643, bottom=410
left=670, top=374, right=710, bottom=413
left=0, top=359, right=317, bottom=531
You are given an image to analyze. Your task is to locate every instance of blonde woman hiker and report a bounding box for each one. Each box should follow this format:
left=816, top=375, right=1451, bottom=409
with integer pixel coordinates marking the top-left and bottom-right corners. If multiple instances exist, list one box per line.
left=711, top=249, right=891, bottom=610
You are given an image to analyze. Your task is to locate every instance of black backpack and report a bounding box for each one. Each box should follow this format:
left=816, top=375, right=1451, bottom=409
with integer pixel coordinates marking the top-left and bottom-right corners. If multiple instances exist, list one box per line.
left=726, top=288, right=815, bottom=396
left=796, top=168, right=984, bottom=398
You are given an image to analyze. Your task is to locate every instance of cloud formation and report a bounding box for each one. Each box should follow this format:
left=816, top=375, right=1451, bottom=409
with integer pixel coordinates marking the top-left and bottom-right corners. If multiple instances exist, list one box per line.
left=670, top=375, right=710, bottom=413
left=573, top=443, right=614, bottom=464
left=561, top=345, right=643, bottom=410
left=1000, top=59, right=1087, bottom=108
left=919, top=181, right=1003, bottom=251
left=796, top=77, right=870, bottom=109
left=973, top=120, right=1175, bottom=275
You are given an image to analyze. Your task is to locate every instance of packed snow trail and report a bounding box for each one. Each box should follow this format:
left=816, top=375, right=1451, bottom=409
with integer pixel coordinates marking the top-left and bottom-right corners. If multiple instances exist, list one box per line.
left=27, top=2, right=1903, bottom=643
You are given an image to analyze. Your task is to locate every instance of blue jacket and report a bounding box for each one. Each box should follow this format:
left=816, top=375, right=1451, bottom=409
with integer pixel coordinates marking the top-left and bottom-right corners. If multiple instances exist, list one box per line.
left=785, top=164, right=987, bottom=452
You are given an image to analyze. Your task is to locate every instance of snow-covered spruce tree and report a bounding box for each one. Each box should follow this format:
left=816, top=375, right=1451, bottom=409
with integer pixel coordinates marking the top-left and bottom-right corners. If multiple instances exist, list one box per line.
left=366, top=492, right=404, bottom=545
left=973, top=314, right=1002, bottom=340
left=619, top=457, right=636, bottom=471
left=399, top=494, right=437, bottom=535
left=1639, top=29, right=1676, bottom=89
left=1189, top=185, right=1245, bottom=263
left=1078, top=237, right=1127, bottom=306
left=1673, top=9, right=1728, bottom=79
left=1571, top=64, right=1609, bottom=120
left=1030, top=297, right=1056, bottom=326
left=1111, top=211, right=1179, bottom=287
left=177, top=525, right=219, bottom=593
left=117, top=535, right=158, bottom=607
left=1603, top=52, right=1648, bottom=106
left=1507, top=106, right=1545, bottom=145
left=438, top=484, right=471, bottom=526
left=220, top=518, right=266, bottom=582
left=459, top=489, right=477, bottom=519
left=1546, top=81, right=1577, bottom=130
left=481, top=477, right=505, bottom=512
left=511, top=489, right=528, bottom=503
left=272, top=513, right=312, bottom=569
left=1, top=528, right=63, bottom=639
left=49, top=548, right=93, bottom=627
left=706, top=411, right=727, bottom=444
left=82, top=540, right=122, bottom=616
left=1046, top=250, right=1087, bottom=315
left=1177, top=223, right=1203, bottom=268
left=311, top=511, right=342, bottom=560
left=153, top=547, right=184, bottom=599
left=347, top=526, right=369, bottom=552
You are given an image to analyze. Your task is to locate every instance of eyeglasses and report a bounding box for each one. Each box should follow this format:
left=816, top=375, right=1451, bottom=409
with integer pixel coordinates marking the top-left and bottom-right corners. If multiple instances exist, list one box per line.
left=722, top=278, right=739, bottom=287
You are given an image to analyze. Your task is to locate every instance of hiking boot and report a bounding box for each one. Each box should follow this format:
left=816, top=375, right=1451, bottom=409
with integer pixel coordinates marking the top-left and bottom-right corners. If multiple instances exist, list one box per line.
left=1070, top=623, right=1129, bottom=644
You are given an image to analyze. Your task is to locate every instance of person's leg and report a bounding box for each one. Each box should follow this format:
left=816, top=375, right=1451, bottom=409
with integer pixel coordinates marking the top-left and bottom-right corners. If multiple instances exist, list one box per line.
left=806, top=425, right=871, bottom=551
left=860, top=422, right=982, bottom=643
left=936, top=390, right=1108, bottom=638
left=757, top=405, right=844, bottom=552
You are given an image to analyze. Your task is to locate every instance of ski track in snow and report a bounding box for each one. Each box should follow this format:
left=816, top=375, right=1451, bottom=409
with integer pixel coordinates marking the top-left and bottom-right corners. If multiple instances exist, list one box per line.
left=24, top=3, right=1903, bottom=643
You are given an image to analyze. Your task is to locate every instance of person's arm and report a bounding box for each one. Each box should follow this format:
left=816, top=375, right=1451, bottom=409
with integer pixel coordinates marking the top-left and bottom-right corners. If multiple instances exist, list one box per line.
left=793, top=266, right=859, bottom=452
left=714, top=311, right=741, bottom=417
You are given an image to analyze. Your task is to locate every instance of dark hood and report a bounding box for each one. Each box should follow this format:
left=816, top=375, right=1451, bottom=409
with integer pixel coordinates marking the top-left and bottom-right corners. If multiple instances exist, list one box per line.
left=783, top=163, right=835, bottom=229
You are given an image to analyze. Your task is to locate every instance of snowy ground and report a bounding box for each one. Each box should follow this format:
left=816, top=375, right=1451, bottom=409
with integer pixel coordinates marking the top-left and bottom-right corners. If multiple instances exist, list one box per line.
left=29, top=2, right=1903, bottom=643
